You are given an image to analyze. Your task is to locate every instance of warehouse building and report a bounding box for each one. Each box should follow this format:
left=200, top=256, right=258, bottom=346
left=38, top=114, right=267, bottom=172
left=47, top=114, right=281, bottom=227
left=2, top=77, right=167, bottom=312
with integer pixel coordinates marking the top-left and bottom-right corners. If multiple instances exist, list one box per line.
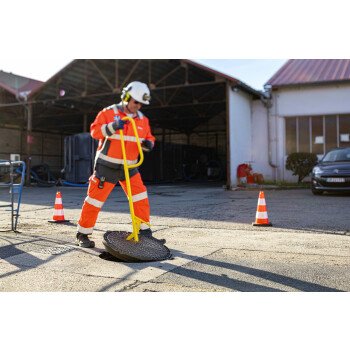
left=0, top=59, right=266, bottom=188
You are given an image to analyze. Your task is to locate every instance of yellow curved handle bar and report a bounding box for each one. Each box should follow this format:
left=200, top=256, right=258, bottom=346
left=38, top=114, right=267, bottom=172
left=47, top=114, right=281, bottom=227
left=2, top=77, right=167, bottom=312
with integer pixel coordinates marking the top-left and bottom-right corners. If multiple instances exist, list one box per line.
left=120, top=116, right=144, bottom=169
left=119, top=116, right=145, bottom=242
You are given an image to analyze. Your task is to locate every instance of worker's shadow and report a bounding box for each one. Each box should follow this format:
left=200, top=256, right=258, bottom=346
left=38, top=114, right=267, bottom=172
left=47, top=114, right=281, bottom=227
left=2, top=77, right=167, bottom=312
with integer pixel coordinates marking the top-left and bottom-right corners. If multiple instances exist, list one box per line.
left=169, top=249, right=342, bottom=292
left=0, top=233, right=343, bottom=293
left=97, top=248, right=342, bottom=292
left=0, top=235, right=72, bottom=284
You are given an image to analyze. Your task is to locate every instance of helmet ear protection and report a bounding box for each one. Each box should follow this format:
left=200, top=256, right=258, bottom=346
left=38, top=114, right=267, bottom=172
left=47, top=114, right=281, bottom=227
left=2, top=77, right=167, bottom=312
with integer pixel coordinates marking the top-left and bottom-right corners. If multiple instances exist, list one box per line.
left=121, top=86, right=132, bottom=102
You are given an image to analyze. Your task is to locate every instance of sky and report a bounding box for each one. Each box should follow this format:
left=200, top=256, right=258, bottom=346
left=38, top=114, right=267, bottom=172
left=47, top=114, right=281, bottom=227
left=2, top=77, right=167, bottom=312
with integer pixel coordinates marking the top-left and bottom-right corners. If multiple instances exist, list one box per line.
left=0, top=59, right=287, bottom=91
left=195, top=59, right=288, bottom=90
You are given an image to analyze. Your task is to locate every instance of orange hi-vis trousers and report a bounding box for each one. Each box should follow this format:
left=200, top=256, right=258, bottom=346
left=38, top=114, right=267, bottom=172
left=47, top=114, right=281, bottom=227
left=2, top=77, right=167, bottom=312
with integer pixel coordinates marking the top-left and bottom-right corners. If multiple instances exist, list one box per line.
left=77, top=172, right=150, bottom=235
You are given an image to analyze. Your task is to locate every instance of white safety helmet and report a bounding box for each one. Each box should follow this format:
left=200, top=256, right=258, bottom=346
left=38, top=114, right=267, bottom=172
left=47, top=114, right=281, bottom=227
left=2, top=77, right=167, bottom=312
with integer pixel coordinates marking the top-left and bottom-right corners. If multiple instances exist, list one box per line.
left=121, top=81, right=151, bottom=105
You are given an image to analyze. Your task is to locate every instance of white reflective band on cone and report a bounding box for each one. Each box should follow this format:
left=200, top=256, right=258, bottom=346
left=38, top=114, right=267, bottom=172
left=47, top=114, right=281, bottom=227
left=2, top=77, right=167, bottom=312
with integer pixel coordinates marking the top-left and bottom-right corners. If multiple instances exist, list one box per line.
left=256, top=212, right=268, bottom=219
left=54, top=209, right=64, bottom=216
left=258, top=198, right=266, bottom=205
left=55, top=198, right=63, bottom=205
left=85, top=196, right=104, bottom=208
left=140, top=223, right=150, bottom=230
left=77, top=225, right=94, bottom=234
left=132, top=191, right=148, bottom=202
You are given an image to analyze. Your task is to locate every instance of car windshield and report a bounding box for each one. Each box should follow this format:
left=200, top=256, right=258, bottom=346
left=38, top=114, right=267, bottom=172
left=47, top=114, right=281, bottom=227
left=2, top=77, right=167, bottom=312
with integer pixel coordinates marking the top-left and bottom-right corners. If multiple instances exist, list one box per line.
left=322, top=148, right=350, bottom=162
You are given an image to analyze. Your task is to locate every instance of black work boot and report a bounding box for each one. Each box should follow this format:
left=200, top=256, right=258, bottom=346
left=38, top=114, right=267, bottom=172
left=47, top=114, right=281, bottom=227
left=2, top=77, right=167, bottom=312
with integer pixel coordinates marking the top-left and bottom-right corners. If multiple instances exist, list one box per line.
left=76, top=232, right=95, bottom=248
left=139, top=228, right=166, bottom=244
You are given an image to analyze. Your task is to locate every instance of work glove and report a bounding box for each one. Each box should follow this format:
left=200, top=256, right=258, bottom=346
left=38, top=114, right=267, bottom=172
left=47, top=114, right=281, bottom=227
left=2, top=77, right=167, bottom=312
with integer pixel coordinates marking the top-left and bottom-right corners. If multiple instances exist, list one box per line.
left=112, top=116, right=126, bottom=130
left=141, top=140, right=154, bottom=152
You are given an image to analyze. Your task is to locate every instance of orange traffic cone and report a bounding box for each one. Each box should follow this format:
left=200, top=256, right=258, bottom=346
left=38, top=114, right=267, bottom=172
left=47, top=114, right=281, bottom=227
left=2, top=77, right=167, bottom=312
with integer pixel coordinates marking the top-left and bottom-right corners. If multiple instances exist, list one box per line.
left=48, top=191, right=70, bottom=223
left=252, top=191, right=272, bottom=226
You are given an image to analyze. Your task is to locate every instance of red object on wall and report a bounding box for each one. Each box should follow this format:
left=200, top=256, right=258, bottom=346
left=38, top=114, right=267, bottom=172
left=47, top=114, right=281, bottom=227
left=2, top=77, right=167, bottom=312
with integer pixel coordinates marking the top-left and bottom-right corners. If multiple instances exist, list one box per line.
left=237, top=163, right=252, bottom=178
left=247, top=175, right=255, bottom=184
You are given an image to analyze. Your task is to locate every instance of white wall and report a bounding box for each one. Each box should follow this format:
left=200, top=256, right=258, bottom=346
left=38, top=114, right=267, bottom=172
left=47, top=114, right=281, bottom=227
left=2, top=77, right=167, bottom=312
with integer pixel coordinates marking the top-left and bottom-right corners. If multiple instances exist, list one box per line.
left=228, top=87, right=253, bottom=187
left=275, top=84, right=350, bottom=116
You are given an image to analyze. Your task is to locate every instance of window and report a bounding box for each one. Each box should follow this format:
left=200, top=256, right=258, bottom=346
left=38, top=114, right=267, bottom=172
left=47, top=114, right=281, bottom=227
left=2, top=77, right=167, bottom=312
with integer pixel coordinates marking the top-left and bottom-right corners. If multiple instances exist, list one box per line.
left=298, top=117, right=310, bottom=152
left=285, top=114, right=350, bottom=156
left=311, top=116, right=324, bottom=154
left=339, top=115, right=350, bottom=147
left=323, top=148, right=350, bottom=162
left=285, top=118, right=296, bottom=154
left=325, top=115, right=337, bottom=151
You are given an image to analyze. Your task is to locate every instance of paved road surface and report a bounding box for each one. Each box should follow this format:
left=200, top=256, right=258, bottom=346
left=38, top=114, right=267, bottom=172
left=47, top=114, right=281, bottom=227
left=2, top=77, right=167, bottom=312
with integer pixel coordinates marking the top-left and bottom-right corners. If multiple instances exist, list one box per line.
left=0, top=185, right=349, bottom=291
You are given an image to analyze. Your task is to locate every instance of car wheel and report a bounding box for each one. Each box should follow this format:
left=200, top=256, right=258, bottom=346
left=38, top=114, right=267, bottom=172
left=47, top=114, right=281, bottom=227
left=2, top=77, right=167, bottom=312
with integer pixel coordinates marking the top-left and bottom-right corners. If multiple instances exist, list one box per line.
left=311, top=187, right=323, bottom=195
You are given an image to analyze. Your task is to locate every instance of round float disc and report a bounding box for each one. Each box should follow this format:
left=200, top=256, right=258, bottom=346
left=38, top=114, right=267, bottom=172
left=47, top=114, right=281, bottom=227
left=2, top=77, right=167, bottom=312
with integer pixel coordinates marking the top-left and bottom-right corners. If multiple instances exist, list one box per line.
left=102, top=231, right=172, bottom=262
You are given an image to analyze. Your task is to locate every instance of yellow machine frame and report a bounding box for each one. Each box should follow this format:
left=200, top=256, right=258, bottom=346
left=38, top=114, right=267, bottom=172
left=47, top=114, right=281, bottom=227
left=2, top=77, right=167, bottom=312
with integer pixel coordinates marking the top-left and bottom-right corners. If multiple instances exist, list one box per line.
left=119, top=116, right=146, bottom=243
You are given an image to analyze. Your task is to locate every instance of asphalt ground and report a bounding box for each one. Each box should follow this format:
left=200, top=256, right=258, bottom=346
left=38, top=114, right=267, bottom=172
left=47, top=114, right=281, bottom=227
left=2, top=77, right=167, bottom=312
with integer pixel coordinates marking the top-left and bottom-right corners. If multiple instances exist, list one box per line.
left=0, top=184, right=349, bottom=292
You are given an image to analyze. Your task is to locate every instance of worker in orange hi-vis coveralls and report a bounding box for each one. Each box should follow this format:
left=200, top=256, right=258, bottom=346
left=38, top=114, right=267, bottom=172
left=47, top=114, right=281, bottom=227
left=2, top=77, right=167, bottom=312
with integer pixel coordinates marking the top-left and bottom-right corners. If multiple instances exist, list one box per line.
left=76, top=81, right=165, bottom=248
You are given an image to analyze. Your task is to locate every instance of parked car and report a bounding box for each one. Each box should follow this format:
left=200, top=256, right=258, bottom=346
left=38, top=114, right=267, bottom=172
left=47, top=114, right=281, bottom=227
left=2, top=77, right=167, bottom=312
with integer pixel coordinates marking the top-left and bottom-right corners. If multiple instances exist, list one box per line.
left=311, top=147, right=350, bottom=195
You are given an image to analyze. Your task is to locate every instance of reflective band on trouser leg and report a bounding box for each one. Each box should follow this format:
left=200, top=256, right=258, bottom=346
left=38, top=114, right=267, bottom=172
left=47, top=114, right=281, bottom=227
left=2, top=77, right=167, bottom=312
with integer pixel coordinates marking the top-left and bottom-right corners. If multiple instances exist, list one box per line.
left=119, top=172, right=150, bottom=224
left=140, top=223, right=149, bottom=230
left=77, top=175, right=115, bottom=235
left=132, top=191, right=148, bottom=202
left=77, top=224, right=94, bottom=235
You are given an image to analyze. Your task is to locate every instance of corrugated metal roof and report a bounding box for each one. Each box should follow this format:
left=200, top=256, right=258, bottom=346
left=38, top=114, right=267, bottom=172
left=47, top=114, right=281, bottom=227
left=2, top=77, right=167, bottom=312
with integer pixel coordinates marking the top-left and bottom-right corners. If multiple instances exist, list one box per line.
left=266, top=59, right=350, bottom=88
left=0, top=59, right=262, bottom=133
left=0, top=70, right=43, bottom=97
left=30, top=59, right=262, bottom=100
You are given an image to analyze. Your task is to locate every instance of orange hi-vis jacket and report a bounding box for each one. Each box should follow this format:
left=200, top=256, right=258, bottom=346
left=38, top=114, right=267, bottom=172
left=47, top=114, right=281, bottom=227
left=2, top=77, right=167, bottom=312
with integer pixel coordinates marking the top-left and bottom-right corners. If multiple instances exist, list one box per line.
left=91, top=103, right=156, bottom=169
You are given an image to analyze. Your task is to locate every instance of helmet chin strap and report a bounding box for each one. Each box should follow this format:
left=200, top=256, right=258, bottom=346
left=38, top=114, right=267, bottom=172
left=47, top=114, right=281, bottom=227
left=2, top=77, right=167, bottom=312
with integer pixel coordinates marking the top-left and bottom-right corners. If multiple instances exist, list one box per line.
left=125, top=103, right=131, bottom=113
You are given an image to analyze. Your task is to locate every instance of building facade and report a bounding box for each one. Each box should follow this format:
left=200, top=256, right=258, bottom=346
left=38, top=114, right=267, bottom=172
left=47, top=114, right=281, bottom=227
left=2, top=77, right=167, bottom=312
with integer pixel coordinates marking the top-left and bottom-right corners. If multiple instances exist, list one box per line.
left=253, top=60, right=350, bottom=183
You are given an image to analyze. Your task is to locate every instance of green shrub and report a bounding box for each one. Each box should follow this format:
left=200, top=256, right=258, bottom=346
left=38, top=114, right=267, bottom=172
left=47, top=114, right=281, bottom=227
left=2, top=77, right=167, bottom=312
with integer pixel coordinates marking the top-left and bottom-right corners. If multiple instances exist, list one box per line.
left=285, top=152, right=318, bottom=183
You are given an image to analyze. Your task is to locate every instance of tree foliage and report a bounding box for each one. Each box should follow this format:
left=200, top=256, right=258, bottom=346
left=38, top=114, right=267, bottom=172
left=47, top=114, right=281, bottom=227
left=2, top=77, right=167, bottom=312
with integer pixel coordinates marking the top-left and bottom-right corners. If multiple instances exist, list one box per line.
left=286, top=152, right=318, bottom=183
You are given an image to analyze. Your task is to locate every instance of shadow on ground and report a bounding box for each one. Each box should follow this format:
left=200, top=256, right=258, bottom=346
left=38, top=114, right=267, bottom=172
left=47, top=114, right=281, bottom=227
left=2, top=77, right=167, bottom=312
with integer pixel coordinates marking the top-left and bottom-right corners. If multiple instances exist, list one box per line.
left=1, top=185, right=350, bottom=236
left=0, top=234, right=343, bottom=292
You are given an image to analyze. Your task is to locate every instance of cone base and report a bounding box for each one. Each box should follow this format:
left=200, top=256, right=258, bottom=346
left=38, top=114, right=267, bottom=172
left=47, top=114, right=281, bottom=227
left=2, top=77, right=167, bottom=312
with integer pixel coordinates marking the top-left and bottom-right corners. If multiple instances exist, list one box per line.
left=252, top=222, right=272, bottom=227
left=48, top=220, right=70, bottom=223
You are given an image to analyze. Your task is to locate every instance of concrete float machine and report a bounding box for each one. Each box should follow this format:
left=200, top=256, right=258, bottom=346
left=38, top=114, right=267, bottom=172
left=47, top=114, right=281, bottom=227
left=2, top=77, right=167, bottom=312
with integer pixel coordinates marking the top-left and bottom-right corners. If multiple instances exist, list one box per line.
left=102, top=116, right=172, bottom=262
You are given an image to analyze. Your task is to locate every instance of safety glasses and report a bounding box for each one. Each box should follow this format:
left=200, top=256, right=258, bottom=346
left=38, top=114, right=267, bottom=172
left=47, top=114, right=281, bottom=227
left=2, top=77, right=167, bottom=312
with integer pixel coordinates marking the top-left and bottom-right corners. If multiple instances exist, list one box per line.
left=132, top=99, right=142, bottom=106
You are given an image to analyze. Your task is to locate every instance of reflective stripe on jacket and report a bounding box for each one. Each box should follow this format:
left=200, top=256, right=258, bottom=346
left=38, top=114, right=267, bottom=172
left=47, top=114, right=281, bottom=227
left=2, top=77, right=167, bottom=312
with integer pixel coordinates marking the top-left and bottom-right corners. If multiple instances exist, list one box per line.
left=91, top=103, right=155, bottom=169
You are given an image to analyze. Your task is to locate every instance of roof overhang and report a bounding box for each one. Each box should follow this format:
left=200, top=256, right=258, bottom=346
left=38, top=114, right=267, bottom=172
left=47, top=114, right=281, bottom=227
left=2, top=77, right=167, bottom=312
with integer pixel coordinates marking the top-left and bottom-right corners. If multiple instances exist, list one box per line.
left=1, top=59, right=261, bottom=134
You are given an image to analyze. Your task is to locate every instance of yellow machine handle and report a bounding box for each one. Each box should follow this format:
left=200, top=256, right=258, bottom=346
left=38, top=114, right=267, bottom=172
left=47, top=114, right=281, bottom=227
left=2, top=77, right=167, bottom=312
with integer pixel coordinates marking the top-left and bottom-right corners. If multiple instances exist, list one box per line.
left=119, top=116, right=146, bottom=242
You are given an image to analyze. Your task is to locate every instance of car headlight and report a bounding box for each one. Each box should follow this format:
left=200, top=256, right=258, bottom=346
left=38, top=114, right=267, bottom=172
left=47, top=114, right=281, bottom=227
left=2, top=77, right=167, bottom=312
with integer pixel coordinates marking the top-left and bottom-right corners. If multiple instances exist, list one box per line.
left=313, top=166, right=323, bottom=176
